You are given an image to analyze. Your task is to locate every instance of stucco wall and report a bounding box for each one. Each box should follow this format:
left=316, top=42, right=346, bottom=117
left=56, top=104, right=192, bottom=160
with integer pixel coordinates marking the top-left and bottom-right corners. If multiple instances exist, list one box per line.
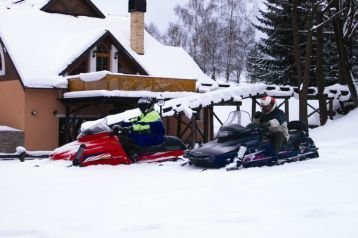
left=0, top=80, right=65, bottom=151
left=0, top=80, right=25, bottom=130
left=25, top=89, right=64, bottom=150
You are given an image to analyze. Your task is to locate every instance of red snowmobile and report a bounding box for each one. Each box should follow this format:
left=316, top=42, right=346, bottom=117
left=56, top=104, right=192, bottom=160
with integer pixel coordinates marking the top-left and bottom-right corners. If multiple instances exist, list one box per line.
left=50, top=120, right=187, bottom=167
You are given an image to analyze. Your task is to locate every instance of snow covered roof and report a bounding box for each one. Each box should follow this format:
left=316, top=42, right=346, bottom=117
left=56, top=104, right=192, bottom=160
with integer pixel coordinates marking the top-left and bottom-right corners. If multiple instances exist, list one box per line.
left=0, top=0, right=49, bottom=8
left=0, top=125, right=21, bottom=131
left=77, top=83, right=285, bottom=130
left=0, top=2, right=217, bottom=90
left=76, top=83, right=351, bottom=131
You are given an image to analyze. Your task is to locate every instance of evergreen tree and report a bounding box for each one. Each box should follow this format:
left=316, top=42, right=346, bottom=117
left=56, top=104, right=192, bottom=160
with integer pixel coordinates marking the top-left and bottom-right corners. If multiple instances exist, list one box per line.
left=247, top=41, right=269, bottom=83
left=248, top=0, right=341, bottom=86
left=323, top=31, right=340, bottom=85
left=248, top=0, right=299, bottom=85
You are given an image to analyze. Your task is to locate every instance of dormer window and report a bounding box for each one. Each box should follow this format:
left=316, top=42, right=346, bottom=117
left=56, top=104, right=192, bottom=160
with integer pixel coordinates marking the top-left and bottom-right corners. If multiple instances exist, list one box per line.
left=0, top=45, right=5, bottom=76
left=95, top=42, right=110, bottom=71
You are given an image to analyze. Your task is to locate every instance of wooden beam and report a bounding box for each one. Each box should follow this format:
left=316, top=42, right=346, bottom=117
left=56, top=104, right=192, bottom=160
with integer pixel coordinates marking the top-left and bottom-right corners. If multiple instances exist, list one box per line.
left=64, top=105, right=70, bottom=143
left=209, top=105, right=214, bottom=140
left=285, top=98, right=289, bottom=121
left=252, top=97, right=257, bottom=116
left=203, top=107, right=209, bottom=143
left=190, top=113, right=197, bottom=149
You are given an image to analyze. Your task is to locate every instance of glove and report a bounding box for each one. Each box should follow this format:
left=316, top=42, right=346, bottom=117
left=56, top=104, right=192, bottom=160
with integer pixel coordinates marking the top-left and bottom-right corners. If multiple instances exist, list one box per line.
left=121, top=126, right=133, bottom=135
left=111, top=125, right=122, bottom=135
left=260, top=122, right=271, bottom=128
left=253, top=111, right=262, bottom=119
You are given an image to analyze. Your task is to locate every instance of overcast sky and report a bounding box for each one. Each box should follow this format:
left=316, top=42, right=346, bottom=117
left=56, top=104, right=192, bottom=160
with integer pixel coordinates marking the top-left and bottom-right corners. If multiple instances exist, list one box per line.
left=92, top=0, right=265, bottom=34
left=0, top=0, right=265, bottom=35
left=92, top=0, right=180, bottom=33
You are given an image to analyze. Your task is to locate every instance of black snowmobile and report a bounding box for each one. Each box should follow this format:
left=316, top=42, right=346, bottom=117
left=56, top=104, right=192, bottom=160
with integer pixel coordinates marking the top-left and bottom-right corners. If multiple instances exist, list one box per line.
left=185, top=111, right=319, bottom=170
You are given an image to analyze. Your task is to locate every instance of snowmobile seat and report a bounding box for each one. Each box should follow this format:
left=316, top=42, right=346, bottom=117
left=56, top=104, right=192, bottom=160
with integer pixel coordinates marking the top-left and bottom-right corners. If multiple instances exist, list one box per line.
left=287, top=121, right=308, bottom=147
left=288, top=121, right=308, bottom=132
left=287, top=131, right=303, bottom=146
left=132, top=136, right=186, bottom=154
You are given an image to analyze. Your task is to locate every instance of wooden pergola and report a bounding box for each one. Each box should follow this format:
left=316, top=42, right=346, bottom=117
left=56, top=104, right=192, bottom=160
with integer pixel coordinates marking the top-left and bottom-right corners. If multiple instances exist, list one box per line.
left=62, top=72, right=198, bottom=144
left=61, top=95, right=242, bottom=147
left=170, top=100, right=242, bottom=148
left=251, top=94, right=334, bottom=127
left=61, top=75, right=337, bottom=147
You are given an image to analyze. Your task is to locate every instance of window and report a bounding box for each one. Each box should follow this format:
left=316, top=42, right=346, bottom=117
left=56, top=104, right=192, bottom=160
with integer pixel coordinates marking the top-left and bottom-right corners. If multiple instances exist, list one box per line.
left=117, top=55, right=123, bottom=73
left=0, top=45, right=5, bottom=75
left=96, top=42, right=110, bottom=71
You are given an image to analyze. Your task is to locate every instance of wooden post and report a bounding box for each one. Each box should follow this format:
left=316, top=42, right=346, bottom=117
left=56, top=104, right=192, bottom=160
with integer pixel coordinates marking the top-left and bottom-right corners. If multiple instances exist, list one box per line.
left=190, top=112, right=197, bottom=148
left=65, top=105, right=70, bottom=143
left=252, top=97, right=257, bottom=116
left=285, top=98, right=290, bottom=121
left=329, top=98, right=334, bottom=120
left=176, top=113, right=182, bottom=138
left=209, top=105, right=214, bottom=140
left=203, top=107, right=209, bottom=143
left=165, top=117, right=170, bottom=135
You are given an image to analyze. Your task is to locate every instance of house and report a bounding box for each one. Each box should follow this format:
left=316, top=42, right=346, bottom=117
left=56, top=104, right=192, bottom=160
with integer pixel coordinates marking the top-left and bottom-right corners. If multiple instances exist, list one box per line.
left=0, top=0, right=219, bottom=151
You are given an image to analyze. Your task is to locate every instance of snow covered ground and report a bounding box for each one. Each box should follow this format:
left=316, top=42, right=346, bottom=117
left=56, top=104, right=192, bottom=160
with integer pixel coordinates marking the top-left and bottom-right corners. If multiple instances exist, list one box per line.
left=1, top=106, right=358, bottom=238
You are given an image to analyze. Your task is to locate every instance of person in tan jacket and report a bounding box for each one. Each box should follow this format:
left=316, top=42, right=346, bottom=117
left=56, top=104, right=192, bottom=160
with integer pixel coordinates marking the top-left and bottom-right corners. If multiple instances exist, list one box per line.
left=253, top=96, right=289, bottom=163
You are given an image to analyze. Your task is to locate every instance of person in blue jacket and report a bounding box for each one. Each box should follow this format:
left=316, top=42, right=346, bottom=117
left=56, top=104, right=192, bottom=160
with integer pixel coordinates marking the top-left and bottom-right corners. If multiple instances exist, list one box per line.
left=123, top=97, right=165, bottom=145
left=253, top=96, right=289, bottom=163
left=113, top=97, right=165, bottom=161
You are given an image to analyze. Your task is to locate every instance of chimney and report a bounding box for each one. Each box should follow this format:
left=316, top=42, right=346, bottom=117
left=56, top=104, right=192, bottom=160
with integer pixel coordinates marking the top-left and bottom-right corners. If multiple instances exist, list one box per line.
left=128, top=0, right=146, bottom=55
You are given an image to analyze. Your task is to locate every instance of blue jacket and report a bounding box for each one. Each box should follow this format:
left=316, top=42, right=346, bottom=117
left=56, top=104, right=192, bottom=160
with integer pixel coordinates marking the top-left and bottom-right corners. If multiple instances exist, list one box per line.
left=122, top=110, right=165, bottom=146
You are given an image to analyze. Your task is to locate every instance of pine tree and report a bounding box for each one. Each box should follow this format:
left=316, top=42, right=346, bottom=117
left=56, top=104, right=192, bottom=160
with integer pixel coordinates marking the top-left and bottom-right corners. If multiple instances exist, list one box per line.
left=248, top=0, right=299, bottom=85
left=248, top=0, right=342, bottom=86
left=247, top=41, right=269, bottom=83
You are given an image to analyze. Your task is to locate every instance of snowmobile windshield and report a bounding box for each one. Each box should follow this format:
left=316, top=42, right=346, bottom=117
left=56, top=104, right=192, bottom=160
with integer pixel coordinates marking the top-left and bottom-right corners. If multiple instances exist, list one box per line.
left=77, top=118, right=111, bottom=139
left=222, top=111, right=251, bottom=127
left=216, top=111, right=252, bottom=142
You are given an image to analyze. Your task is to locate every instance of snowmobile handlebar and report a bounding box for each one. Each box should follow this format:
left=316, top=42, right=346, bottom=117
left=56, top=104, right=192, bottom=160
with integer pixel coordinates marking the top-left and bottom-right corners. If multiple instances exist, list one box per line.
left=246, top=122, right=270, bottom=136
left=111, top=125, right=132, bottom=136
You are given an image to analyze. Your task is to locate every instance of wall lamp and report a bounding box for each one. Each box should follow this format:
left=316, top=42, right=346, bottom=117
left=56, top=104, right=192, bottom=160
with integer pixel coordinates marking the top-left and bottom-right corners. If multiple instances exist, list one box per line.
left=114, top=51, right=119, bottom=60
left=156, top=95, right=165, bottom=117
left=92, top=50, right=97, bottom=58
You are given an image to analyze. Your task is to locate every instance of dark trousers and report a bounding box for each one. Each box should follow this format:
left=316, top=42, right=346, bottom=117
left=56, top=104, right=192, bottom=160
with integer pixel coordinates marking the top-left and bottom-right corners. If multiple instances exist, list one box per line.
left=118, top=135, right=137, bottom=161
left=269, top=132, right=286, bottom=158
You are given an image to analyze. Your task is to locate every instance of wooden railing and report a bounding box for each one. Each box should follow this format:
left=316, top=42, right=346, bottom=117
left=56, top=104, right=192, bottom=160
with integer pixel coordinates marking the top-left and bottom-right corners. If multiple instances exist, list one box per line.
left=68, top=73, right=197, bottom=92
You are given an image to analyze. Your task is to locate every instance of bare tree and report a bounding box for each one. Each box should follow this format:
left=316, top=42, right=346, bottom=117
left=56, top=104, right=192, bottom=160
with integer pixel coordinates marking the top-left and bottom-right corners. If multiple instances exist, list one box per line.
left=164, top=23, right=188, bottom=47
left=232, top=21, right=255, bottom=83
left=163, top=0, right=256, bottom=81
left=218, top=0, right=255, bottom=82
left=315, top=5, right=328, bottom=125
left=173, top=0, right=213, bottom=67
left=145, top=22, right=164, bottom=43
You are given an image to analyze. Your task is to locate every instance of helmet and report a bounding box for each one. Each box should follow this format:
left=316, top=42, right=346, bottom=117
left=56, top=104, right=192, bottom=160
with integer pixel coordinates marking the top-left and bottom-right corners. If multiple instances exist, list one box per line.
left=138, top=97, right=154, bottom=114
left=260, top=96, right=276, bottom=114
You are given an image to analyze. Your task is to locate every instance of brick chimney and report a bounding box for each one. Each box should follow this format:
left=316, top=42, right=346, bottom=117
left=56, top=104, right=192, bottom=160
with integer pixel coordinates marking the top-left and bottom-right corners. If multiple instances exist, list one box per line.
left=128, top=0, right=146, bottom=55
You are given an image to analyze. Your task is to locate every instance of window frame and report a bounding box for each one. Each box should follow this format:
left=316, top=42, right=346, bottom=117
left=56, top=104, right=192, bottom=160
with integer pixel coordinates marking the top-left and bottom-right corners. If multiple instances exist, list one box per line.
left=95, top=42, right=110, bottom=71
